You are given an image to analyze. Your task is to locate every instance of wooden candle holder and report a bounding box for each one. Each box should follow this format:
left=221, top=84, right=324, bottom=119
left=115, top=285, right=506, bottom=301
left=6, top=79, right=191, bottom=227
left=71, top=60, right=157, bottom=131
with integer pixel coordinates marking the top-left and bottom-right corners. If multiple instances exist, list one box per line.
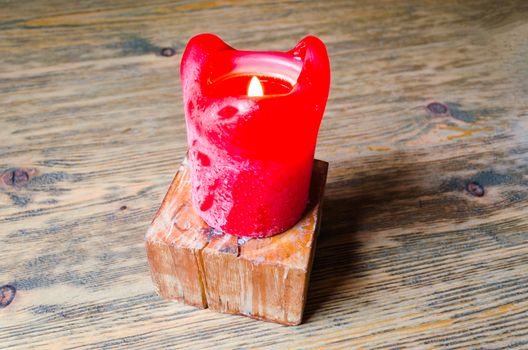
left=145, top=159, right=328, bottom=325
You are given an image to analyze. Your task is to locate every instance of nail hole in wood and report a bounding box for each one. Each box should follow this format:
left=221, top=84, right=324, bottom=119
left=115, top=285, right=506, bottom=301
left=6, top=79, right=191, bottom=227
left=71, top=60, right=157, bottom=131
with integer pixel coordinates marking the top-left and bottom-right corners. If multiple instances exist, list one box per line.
left=160, top=47, right=176, bottom=57
left=426, top=102, right=449, bottom=115
left=466, top=181, right=485, bottom=197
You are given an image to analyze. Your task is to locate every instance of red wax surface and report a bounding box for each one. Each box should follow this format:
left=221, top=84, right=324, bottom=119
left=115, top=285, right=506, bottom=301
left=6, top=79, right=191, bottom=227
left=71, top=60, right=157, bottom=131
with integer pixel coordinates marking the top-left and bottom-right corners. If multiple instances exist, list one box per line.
left=181, top=34, right=330, bottom=238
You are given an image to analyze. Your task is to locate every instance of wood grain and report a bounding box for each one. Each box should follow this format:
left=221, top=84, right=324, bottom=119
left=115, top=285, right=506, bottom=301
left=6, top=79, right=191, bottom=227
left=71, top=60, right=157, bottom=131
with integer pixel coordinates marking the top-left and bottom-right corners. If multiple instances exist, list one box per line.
left=1, top=0, right=527, bottom=348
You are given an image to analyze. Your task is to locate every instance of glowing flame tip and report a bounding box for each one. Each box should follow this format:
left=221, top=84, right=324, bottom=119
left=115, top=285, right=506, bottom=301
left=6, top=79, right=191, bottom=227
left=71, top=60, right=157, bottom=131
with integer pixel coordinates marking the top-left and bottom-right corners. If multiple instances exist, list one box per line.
left=248, top=76, right=263, bottom=97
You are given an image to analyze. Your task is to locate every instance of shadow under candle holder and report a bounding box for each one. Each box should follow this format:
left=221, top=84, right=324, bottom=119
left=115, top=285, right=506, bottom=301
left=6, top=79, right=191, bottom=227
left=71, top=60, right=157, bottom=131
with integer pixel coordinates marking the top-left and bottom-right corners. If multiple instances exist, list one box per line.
left=303, top=150, right=441, bottom=322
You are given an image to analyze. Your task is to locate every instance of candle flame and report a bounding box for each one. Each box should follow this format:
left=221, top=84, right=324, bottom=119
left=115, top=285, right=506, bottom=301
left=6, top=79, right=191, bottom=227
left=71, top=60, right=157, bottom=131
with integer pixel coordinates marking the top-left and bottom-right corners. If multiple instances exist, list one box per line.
left=247, top=76, right=263, bottom=97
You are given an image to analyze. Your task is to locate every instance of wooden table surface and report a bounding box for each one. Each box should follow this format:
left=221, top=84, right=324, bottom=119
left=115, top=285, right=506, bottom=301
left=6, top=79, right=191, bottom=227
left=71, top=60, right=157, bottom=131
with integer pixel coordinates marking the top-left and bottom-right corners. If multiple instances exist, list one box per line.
left=2, top=1, right=528, bottom=349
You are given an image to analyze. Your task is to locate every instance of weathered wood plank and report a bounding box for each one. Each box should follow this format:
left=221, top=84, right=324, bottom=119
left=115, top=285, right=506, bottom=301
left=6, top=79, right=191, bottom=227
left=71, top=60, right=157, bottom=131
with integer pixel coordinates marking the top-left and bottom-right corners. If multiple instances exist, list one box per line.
left=1, top=0, right=528, bottom=349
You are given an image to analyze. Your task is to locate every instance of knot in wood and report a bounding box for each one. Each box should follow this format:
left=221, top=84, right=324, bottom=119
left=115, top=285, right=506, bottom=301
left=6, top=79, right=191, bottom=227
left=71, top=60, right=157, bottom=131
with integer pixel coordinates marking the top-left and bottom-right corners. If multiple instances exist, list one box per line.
left=1, top=168, right=34, bottom=187
left=0, top=285, right=16, bottom=308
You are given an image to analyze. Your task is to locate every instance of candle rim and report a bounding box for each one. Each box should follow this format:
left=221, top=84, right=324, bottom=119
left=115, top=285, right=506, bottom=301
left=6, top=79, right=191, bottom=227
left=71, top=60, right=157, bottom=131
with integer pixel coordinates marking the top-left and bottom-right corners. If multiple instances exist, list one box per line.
left=182, top=34, right=330, bottom=100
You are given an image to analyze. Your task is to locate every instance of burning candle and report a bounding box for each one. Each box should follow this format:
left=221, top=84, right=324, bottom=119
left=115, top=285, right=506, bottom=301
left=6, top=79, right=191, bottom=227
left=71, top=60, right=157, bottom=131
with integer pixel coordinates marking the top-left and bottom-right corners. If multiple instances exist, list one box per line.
left=181, top=34, right=330, bottom=238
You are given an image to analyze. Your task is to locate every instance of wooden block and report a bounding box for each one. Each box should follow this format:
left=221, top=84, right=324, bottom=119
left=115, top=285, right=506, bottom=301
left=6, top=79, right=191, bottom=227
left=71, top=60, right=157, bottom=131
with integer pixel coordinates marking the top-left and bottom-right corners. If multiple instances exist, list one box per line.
left=145, top=161, right=209, bottom=308
left=145, top=159, right=328, bottom=325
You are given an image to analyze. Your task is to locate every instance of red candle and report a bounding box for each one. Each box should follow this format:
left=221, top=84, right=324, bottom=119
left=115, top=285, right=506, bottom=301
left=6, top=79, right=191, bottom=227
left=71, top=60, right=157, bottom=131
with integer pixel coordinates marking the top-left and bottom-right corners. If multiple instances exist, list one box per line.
left=181, top=34, right=330, bottom=238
